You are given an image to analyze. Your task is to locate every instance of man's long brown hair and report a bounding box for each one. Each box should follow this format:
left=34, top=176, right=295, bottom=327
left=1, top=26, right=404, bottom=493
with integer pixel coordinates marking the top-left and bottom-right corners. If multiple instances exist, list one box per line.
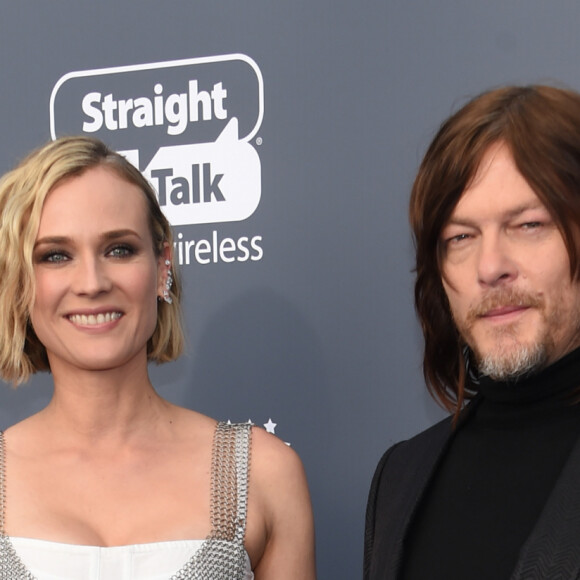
left=410, top=85, right=580, bottom=418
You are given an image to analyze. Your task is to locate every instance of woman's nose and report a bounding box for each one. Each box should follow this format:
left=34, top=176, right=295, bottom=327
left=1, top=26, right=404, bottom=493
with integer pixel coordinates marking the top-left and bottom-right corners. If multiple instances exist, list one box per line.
left=71, top=257, right=112, bottom=297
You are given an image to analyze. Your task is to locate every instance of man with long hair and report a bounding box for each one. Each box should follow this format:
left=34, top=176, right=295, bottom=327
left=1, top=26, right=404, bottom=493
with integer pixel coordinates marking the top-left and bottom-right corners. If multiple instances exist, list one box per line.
left=365, top=85, right=580, bottom=580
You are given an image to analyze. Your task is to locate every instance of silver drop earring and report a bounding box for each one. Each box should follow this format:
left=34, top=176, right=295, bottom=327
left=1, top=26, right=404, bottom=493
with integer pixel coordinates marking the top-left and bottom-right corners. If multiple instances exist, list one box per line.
left=163, top=259, right=173, bottom=304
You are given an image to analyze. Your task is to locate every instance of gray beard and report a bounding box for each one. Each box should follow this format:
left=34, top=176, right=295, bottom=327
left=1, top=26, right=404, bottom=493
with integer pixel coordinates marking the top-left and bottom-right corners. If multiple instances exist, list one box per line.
left=476, top=342, right=548, bottom=381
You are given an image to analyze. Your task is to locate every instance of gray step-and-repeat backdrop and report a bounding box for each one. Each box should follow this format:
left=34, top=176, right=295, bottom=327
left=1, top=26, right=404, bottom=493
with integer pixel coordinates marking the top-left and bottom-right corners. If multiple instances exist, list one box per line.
left=1, top=2, right=579, bottom=577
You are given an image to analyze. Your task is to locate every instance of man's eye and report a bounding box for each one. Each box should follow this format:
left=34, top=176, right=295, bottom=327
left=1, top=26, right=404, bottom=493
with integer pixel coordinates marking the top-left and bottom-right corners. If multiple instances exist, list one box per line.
left=446, top=233, right=470, bottom=245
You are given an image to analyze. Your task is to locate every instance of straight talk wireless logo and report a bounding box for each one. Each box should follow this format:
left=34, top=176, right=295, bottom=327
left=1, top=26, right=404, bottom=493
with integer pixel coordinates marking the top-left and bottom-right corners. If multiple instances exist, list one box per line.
left=49, top=54, right=264, bottom=266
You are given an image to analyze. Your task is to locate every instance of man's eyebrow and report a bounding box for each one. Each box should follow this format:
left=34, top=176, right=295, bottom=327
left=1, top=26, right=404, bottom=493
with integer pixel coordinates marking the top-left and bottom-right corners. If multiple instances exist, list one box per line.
left=445, top=201, right=546, bottom=228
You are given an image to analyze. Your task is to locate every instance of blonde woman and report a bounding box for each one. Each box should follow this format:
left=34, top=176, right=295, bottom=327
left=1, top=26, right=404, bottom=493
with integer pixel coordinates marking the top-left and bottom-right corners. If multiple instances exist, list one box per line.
left=0, top=136, right=315, bottom=579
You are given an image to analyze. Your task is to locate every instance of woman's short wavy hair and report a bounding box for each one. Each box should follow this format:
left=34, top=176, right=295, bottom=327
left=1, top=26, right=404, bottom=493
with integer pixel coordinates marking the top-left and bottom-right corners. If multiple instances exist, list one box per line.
left=410, top=85, right=580, bottom=416
left=0, top=135, right=184, bottom=385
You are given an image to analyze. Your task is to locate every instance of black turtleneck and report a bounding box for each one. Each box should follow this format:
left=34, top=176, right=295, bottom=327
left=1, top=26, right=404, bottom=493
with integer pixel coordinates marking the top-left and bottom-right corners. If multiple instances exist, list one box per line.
left=402, top=346, right=580, bottom=580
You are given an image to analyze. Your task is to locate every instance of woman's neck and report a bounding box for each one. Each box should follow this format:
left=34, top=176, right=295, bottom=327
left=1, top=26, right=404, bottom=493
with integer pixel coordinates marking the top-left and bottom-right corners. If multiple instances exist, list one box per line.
left=38, top=356, right=174, bottom=447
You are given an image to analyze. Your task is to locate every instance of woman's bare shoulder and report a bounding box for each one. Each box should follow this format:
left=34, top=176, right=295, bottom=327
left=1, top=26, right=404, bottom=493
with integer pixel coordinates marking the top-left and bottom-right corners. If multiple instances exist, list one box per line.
left=250, top=425, right=305, bottom=476
left=246, top=426, right=316, bottom=579
left=249, top=425, right=311, bottom=516
left=2, top=413, right=46, bottom=452
left=166, top=404, right=218, bottom=433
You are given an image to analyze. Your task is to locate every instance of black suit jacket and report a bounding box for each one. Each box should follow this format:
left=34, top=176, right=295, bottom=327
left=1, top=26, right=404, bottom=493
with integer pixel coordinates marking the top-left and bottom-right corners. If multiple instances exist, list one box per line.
left=364, top=407, right=580, bottom=580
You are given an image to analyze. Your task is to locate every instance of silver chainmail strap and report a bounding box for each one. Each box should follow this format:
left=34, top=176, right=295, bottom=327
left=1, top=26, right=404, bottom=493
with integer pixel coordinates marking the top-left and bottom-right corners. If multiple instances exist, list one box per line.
left=170, top=421, right=253, bottom=579
left=0, top=431, right=36, bottom=579
left=0, top=422, right=252, bottom=580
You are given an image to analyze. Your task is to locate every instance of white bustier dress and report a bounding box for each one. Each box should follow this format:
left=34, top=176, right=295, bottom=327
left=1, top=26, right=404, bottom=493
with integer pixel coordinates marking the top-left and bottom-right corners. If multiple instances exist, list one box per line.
left=0, top=422, right=254, bottom=580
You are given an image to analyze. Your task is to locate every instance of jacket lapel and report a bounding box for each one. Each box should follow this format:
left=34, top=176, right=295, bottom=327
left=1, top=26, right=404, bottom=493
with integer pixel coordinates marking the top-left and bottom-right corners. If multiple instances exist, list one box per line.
left=365, top=416, right=454, bottom=580
left=510, top=432, right=580, bottom=580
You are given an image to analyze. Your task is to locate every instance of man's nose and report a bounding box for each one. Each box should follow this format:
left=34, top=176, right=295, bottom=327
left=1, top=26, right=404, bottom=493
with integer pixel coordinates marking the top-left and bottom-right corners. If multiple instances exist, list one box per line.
left=476, top=234, right=518, bottom=287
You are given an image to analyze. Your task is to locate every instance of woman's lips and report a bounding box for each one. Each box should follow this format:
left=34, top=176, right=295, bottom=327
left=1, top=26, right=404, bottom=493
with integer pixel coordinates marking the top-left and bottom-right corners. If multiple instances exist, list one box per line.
left=67, top=311, right=123, bottom=326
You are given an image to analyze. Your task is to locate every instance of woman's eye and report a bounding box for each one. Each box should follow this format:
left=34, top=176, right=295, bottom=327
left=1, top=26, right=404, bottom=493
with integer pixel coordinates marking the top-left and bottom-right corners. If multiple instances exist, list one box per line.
left=108, top=245, right=134, bottom=258
left=42, top=251, right=69, bottom=263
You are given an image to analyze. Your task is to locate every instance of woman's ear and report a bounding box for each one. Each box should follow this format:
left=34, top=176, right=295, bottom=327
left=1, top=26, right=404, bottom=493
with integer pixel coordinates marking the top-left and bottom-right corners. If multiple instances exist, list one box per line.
left=157, top=244, right=173, bottom=304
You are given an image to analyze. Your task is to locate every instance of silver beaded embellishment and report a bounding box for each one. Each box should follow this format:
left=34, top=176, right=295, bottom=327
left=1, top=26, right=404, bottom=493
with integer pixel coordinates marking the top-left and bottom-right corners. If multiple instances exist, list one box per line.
left=170, top=421, right=252, bottom=579
left=0, top=432, right=36, bottom=579
left=0, top=422, right=252, bottom=579
left=163, top=259, right=173, bottom=304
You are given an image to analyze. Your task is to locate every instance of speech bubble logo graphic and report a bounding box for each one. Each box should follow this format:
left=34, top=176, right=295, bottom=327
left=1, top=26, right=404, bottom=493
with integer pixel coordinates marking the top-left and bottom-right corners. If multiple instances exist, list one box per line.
left=50, top=54, right=264, bottom=225
left=135, top=118, right=261, bottom=225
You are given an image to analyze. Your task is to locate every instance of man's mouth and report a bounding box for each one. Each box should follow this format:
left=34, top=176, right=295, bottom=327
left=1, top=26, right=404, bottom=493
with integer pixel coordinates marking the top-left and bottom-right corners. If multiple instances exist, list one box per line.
left=466, top=290, right=544, bottom=327
left=480, top=305, right=529, bottom=318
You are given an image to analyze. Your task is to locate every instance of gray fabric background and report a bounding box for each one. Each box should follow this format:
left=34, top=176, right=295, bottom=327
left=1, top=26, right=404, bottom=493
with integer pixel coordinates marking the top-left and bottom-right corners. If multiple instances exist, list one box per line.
left=0, top=2, right=578, bottom=577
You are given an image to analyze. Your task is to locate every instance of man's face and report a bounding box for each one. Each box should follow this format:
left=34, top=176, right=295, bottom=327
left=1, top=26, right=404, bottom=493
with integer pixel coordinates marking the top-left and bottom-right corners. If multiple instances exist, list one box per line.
left=440, top=143, right=580, bottom=379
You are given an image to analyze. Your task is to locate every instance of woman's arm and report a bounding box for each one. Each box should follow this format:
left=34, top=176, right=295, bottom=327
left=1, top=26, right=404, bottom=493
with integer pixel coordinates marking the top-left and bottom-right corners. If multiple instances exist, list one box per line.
left=248, top=427, right=316, bottom=580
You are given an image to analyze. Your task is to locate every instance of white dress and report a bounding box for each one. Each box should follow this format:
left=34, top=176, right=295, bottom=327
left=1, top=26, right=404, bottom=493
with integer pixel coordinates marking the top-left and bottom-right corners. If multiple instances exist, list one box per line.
left=0, top=422, right=254, bottom=579
left=9, top=538, right=254, bottom=580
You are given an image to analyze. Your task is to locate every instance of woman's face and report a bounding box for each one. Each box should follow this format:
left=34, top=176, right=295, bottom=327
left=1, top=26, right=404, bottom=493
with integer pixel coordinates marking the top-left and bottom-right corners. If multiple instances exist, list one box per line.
left=30, top=165, right=167, bottom=376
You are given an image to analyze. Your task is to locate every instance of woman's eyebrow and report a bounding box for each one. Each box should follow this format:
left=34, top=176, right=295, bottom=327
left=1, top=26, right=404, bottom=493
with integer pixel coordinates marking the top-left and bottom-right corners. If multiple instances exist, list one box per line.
left=34, top=229, right=142, bottom=248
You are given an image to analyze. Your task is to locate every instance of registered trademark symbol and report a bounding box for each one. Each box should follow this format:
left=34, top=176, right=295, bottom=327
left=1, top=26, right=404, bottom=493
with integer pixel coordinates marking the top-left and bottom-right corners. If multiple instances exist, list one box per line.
left=256, top=136, right=263, bottom=146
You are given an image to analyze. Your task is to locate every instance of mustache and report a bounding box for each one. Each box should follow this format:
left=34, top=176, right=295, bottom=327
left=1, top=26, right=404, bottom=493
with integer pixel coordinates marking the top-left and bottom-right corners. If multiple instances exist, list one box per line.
left=466, top=289, right=544, bottom=324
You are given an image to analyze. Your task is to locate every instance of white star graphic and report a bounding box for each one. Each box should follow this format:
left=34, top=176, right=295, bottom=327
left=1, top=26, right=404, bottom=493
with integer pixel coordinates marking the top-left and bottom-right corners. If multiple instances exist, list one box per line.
left=264, top=418, right=277, bottom=434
